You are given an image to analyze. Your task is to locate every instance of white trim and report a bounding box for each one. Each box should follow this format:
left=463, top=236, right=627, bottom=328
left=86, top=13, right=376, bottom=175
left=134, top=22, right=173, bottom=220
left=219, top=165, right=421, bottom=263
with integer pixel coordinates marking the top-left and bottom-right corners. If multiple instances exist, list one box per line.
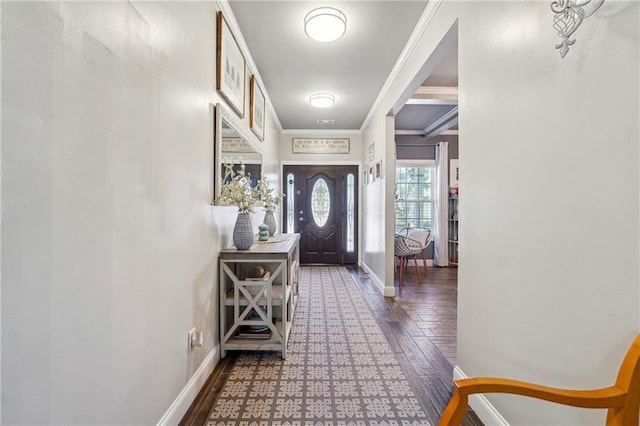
left=396, top=159, right=436, bottom=167
left=361, top=262, right=395, bottom=297
left=281, top=160, right=362, bottom=167
left=414, top=86, right=458, bottom=96
left=215, top=1, right=283, bottom=131
left=395, top=130, right=426, bottom=136
left=360, top=0, right=444, bottom=132
left=280, top=161, right=363, bottom=267
left=440, top=129, right=459, bottom=136
left=157, top=346, right=220, bottom=426
left=453, top=366, right=510, bottom=426
left=281, top=129, right=362, bottom=136
left=405, top=98, right=457, bottom=106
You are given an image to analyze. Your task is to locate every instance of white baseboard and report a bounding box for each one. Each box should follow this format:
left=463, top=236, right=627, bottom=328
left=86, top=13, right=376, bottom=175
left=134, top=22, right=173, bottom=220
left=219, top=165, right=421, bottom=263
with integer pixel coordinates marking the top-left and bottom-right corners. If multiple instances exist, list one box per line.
left=361, top=262, right=396, bottom=297
left=453, top=366, right=509, bottom=426
left=157, top=345, right=220, bottom=426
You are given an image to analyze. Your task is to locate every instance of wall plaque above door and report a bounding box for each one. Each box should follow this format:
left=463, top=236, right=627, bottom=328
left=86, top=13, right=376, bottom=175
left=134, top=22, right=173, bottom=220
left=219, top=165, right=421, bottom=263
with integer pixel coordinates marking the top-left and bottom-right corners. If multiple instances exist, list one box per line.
left=292, top=138, right=350, bottom=154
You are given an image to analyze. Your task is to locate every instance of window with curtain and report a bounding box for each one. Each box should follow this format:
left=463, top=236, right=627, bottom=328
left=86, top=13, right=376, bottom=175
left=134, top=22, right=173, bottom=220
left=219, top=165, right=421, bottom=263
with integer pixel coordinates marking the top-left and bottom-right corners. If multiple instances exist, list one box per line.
left=395, top=162, right=434, bottom=232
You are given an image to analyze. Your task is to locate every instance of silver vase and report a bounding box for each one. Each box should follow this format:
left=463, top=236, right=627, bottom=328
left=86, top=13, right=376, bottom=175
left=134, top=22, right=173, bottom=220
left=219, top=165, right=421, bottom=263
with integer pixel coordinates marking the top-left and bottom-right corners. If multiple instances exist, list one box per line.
left=233, top=212, right=254, bottom=250
left=263, top=211, right=277, bottom=236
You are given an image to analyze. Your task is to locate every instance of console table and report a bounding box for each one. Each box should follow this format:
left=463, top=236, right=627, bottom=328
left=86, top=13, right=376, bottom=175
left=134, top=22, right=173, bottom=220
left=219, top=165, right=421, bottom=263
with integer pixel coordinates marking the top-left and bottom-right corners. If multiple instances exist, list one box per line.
left=219, top=233, right=300, bottom=359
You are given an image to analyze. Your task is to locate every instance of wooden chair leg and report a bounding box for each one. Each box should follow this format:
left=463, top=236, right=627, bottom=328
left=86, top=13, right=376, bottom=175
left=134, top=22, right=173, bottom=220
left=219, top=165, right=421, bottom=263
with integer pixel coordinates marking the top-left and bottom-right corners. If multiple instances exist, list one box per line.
left=422, top=250, right=428, bottom=275
left=398, top=257, right=405, bottom=286
left=413, top=255, right=422, bottom=283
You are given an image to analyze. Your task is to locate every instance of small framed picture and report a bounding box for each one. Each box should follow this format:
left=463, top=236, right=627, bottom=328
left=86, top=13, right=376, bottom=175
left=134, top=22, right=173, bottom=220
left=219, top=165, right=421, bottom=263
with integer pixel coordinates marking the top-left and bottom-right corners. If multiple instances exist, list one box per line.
left=450, top=159, right=459, bottom=188
left=375, top=160, right=382, bottom=180
left=216, top=12, right=246, bottom=118
left=363, top=169, right=368, bottom=185
left=369, top=165, right=374, bottom=182
left=250, top=75, right=265, bottom=140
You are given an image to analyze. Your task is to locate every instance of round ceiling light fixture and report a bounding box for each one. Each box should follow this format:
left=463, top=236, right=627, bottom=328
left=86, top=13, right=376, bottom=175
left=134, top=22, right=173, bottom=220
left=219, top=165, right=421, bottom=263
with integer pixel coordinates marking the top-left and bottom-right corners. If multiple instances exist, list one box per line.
left=309, top=93, right=335, bottom=108
left=304, top=7, right=347, bottom=42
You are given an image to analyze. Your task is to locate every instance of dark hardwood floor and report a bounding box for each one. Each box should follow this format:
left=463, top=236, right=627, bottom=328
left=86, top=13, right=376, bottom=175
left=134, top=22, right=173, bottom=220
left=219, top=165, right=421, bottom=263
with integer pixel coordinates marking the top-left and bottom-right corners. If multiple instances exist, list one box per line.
left=180, top=263, right=482, bottom=426
left=348, top=264, right=481, bottom=425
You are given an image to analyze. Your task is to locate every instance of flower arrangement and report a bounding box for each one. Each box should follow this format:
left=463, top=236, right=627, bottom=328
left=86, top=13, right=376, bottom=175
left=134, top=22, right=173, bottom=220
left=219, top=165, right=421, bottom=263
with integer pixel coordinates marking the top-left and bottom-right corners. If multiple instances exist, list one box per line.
left=218, top=161, right=257, bottom=213
left=256, top=176, right=281, bottom=213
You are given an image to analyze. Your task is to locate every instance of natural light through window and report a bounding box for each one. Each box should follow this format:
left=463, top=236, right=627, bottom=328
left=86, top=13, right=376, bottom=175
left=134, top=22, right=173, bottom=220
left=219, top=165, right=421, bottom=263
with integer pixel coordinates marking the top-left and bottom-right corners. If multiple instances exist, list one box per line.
left=395, top=162, right=434, bottom=232
left=346, top=173, right=355, bottom=252
left=311, top=178, right=330, bottom=228
left=286, top=173, right=295, bottom=233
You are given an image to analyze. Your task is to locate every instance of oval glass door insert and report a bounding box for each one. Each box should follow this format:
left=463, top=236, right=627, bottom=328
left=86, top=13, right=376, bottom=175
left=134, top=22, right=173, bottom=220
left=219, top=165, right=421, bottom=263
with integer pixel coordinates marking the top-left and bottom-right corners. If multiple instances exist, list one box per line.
left=311, top=178, right=330, bottom=227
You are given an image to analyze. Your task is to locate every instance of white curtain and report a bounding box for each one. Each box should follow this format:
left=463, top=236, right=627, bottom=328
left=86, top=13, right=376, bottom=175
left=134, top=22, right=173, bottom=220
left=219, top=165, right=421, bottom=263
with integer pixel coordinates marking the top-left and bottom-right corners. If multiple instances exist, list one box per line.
left=433, top=142, right=449, bottom=266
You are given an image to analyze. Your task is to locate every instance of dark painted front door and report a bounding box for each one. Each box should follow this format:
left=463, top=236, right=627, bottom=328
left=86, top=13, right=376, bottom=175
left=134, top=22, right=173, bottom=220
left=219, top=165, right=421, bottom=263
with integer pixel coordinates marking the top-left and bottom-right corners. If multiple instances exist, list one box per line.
left=283, top=165, right=358, bottom=264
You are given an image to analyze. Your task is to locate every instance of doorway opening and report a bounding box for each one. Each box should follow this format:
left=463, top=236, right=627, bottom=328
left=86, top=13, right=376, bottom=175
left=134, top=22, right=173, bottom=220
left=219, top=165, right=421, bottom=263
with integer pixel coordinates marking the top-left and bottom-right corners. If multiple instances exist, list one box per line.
left=391, top=21, right=460, bottom=364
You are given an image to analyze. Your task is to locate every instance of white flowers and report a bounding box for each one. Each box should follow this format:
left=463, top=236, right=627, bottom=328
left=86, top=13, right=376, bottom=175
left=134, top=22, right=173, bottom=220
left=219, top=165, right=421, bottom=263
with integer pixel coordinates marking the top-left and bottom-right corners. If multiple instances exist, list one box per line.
left=218, top=161, right=281, bottom=214
left=218, top=162, right=257, bottom=213
left=256, top=176, right=281, bottom=213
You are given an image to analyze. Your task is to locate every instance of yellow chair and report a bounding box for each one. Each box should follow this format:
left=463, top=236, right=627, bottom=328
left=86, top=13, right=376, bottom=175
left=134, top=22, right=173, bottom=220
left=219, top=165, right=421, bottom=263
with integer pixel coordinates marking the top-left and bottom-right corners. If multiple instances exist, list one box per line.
left=438, top=334, right=640, bottom=426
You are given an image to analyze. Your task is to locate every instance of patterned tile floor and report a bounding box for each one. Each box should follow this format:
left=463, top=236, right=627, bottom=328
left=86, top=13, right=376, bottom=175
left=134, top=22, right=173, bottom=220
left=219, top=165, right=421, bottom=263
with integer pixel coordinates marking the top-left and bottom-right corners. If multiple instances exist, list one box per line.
left=206, top=266, right=431, bottom=425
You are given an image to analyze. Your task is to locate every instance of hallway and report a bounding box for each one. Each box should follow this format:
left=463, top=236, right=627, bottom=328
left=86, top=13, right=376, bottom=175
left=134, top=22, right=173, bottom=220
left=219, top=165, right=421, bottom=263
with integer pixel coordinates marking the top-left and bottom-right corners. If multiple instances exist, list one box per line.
left=182, top=265, right=481, bottom=425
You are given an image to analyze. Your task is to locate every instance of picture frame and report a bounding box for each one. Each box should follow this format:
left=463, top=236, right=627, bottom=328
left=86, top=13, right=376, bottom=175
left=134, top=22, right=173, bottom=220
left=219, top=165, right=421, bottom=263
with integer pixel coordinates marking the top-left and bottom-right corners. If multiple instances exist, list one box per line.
left=450, top=159, right=459, bottom=188
left=363, top=169, right=368, bottom=185
left=375, top=160, right=382, bottom=180
left=250, top=75, right=265, bottom=141
left=369, top=165, right=374, bottom=182
left=216, top=12, right=246, bottom=118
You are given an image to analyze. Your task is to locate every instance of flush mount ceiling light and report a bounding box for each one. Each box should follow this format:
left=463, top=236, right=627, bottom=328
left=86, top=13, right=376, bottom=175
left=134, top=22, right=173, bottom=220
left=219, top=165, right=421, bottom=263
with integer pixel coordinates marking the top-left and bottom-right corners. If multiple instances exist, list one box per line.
left=309, top=93, right=335, bottom=108
left=304, top=7, right=347, bottom=42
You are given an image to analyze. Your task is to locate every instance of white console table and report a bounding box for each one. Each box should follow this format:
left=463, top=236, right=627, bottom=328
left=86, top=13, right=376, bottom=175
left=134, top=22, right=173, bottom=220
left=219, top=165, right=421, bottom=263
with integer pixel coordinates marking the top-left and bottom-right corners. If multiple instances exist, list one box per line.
left=219, top=233, right=300, bottom=359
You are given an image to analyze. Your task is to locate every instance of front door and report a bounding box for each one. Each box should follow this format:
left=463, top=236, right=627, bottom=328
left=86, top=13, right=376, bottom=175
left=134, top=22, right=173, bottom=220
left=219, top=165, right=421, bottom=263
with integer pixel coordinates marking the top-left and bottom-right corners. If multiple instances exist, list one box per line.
left=283, top=165, right=358, bottom=264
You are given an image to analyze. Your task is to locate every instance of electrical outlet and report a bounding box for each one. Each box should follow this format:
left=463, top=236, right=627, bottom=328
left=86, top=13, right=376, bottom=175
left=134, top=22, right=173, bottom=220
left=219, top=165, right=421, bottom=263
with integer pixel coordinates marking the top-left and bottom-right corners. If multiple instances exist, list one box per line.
left=188, top=327, right=204, bottom=353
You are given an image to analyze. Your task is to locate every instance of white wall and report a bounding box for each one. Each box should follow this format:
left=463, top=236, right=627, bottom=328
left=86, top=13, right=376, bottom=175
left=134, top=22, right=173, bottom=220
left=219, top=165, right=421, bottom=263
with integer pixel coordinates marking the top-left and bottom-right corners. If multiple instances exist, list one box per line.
left=360, top=117, right=396, bottom=296
left=367, top=0, right=639, bottom=424
left=360, top=121, right=390, bottom=294
left=1, top=1, right=280, bottom=423
left=457, top=2, right=639, bottom=424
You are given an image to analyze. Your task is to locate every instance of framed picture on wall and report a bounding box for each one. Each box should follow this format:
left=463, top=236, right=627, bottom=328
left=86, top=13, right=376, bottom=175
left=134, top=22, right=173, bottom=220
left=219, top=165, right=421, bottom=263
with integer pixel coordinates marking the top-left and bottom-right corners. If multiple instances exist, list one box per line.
left=375, top=160, right=382, bottom=180
left=450, top=159, right=459, bottom=188
left=250, top=75, right=265, bottom=141
left=369, top=165, right=374, bottom=182
left=216, top=11, right=246, bottom=118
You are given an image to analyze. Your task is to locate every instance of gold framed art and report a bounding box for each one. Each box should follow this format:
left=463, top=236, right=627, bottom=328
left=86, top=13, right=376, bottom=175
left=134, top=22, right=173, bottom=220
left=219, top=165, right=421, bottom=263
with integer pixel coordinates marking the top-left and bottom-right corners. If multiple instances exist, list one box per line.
left=216, top=11, right=246, bottom=118
left=250, top=75, right=265, bottom=141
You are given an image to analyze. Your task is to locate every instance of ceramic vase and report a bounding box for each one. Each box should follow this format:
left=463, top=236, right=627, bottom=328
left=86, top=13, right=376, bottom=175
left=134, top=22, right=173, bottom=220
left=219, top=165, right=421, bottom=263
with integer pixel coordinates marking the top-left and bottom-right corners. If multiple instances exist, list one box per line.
left=263, top=210, right=277, bottom=236
left=233, top=212, right=254, bottom=250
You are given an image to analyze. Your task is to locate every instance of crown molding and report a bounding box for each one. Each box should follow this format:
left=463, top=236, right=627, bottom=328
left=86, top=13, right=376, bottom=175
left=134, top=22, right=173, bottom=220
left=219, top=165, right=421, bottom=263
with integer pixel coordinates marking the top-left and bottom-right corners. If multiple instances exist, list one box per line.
left=215, top=0, right=283, bottom=131
left=414, top=86, right=458, bottom=96
left=281, top=129, right=362, bottom=136
left=360, top=0, right=444, bottom=132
